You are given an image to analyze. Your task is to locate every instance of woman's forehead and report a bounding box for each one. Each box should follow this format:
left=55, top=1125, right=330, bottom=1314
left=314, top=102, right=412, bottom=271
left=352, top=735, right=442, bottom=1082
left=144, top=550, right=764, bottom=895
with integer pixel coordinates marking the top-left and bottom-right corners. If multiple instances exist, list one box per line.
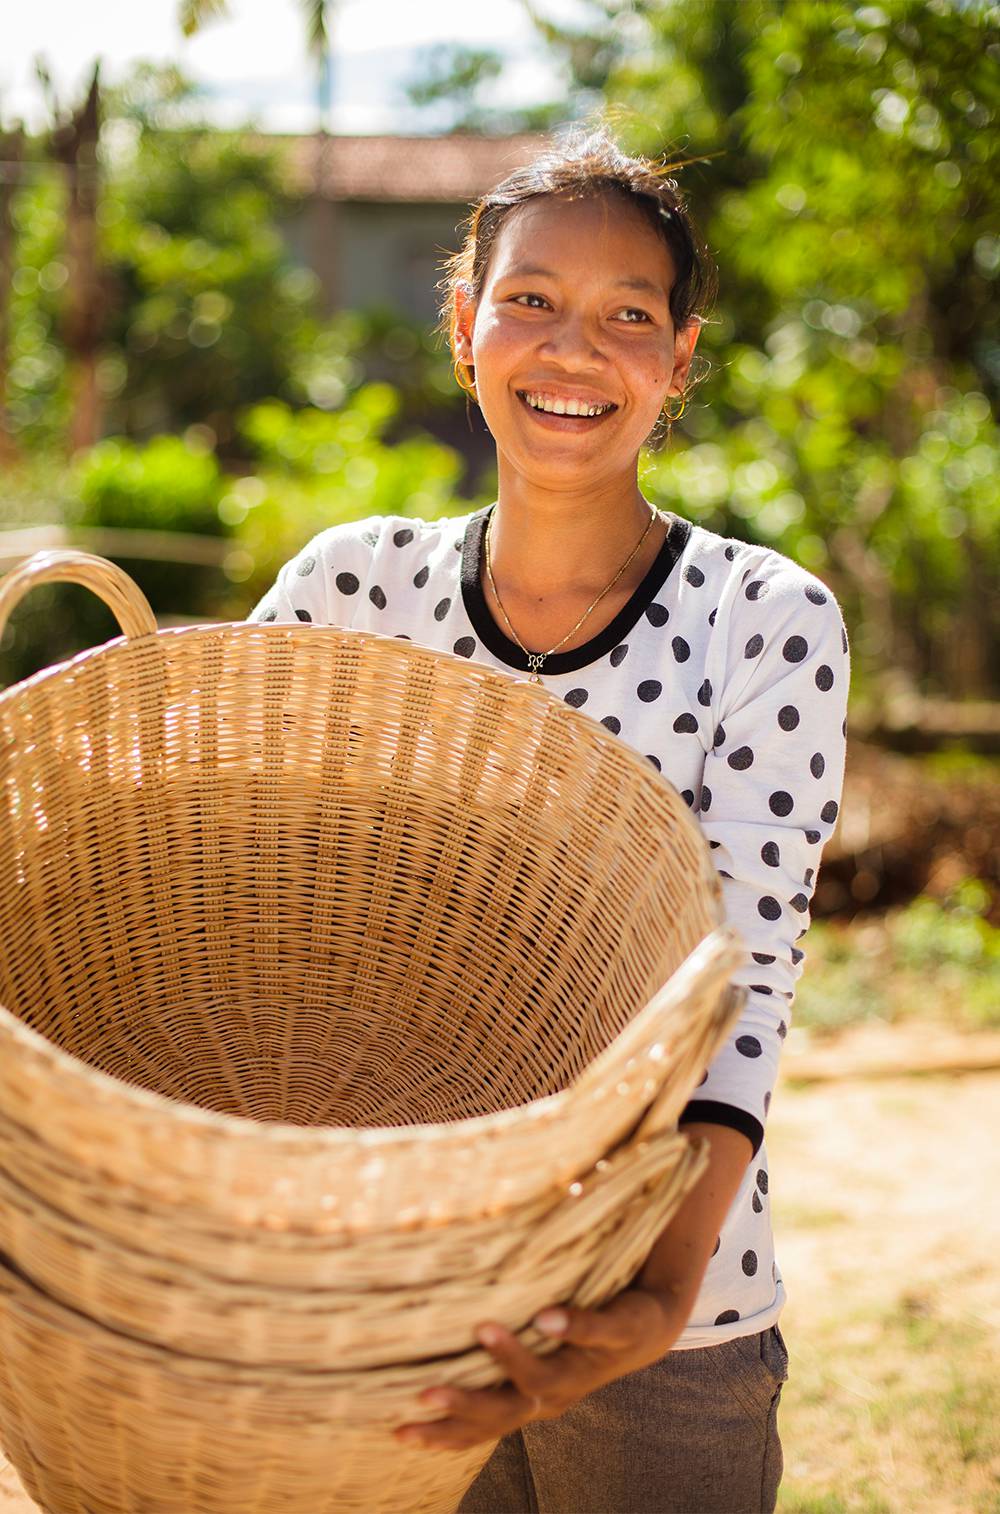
left=487, top=192, right=674, bottom=286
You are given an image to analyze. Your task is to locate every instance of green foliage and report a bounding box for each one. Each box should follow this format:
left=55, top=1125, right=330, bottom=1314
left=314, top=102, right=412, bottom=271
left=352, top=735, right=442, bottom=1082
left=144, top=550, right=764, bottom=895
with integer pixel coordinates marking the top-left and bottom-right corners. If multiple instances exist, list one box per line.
left=4, top=171, right=71, bottom=450
left=75, top=434, right=224, bottom=533
left=793, top=877, right=1000, bottom=1033
left=231, top=385, right=483, bottom=604
left=549, top=0, right=1000, bottom=699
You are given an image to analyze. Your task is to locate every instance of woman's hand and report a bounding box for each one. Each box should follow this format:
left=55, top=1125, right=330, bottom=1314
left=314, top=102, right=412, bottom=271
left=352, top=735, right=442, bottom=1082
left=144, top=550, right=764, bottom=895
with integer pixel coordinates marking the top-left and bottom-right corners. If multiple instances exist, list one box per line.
left=392, top=1283, right=689, bottom=1452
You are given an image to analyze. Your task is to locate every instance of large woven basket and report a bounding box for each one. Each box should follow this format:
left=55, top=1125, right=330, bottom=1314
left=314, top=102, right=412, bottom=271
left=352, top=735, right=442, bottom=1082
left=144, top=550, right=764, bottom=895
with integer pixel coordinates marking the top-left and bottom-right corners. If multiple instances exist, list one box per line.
left=0, top=549, right=747, bottom=1514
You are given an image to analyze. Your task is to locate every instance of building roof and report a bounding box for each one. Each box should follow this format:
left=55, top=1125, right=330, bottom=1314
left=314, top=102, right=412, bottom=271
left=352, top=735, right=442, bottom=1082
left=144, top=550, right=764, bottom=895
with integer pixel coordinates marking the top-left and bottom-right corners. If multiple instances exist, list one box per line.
left=260, top=132, right=554, bottom=203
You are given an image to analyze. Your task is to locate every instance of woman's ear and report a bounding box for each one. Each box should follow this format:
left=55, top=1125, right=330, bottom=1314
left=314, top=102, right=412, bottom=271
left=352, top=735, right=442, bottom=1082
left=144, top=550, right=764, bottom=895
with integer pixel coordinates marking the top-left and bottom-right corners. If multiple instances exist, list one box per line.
left=453, top=280, right=476, bottom=365
left=668, top=318, right=702, bottom=396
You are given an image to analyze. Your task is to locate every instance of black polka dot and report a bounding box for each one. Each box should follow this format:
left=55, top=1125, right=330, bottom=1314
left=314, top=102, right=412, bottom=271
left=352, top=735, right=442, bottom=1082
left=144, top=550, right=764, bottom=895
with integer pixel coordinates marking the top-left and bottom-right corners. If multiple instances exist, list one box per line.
left=736, top=1035, right=763, bottom=1058
left=745, top=579, right=768, bottom=601
left=601, top=715, right=621, bottom=734
left=637, top=679, right=662, bottom=702
left=742, top=1250, right=758, bottom=1277
left=453, top=538, right=463, bottom=551
left=713, top=724, right=726, bottom=748
left=698, top=1069, right=708, bottom=1087
left=791, top=947, right=804, bottom=965
left=815, top=664, right=834, bottom=691
left=804, top=867, right=814, bottom=886
left=259, top=607, right=277, bottom=622
left=769, top=791, right=793, bottom=816
left=790, top=893, right=809, bottom=912
left=724, top=544, right=737, bottom=561
left=295, top=555, right=316, bottom=576
left=681, top=789, right=695, bottom=808
left=761, top=842, right=780, bottom=867
left=783, top=635, right=808, bottom=663
left=842, top=626, right=849, bottom=654
left=745, top=633, right=764, bottom=659
left=697, top=679, right=712, bottom=707
left=711, top=1236, right=721, bottom=1257
left=764, top=1090, right=772, bottom=1114
left=805, top=584, right=828, bottom=605
left=433, top=597, right=451, bottom=622
left=756, top=1169, right=769, bottom=1195
left=718, top=869, right=733, bottom=880
left=709, top=840, right=720, bottom=849
left=758, top=896, right=781, bottom=921
left=752, top=952, right=776, bottom=965
left=752, top=1190, right=763, bottom=1214
left=673, top=713, right=699, bottom=734
left=672, top=636, right=690, bottom=662
left=609, top=643, right=629, bottom=667
left=843, top=716, right=847, bottom=737
left=820, top=799, right=839, bottom=824
left=453, top=637, right=476, bottom=657
left=749, top=984, right=773, bottom=995
left=395, top=633, right=411, bottom=639
left=393, top=527, right=414, bottom=547
left=777, top=1021, right=788, bottom=1040
left=700, top=785, right=712, bottom=812
left=645, top=603, right=669, bottom=627
left=709, top=607, right=717, bottom=626
left=294, top=608, right=311, bottom=622
left=646, top=754, right=661, bottom=771
left=369, top=585, right=386, bottom=610
left=685, top=564, right=705, bottom=587
left=413, top=565, right=430, bottom=588
left=728, top=745, right=754, bottom=771
left=805, top=829, right=821, bottom=844
left=778, top=705, right=800, bottom=731
left=361, top=528, right=379, bottom=547
left=565, top=688, right=588, bottom=708
left=810, top=752, right=825, bottom=778
left=335, top=571, right=359, bottom=595
left=715, top=1308, right=740, bottom=1325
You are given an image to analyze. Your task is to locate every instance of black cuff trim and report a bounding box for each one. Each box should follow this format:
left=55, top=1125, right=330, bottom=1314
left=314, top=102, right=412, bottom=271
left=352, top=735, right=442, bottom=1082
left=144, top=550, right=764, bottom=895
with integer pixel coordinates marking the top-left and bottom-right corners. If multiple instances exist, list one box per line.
left=678, top=1100, right=764, bottom=1159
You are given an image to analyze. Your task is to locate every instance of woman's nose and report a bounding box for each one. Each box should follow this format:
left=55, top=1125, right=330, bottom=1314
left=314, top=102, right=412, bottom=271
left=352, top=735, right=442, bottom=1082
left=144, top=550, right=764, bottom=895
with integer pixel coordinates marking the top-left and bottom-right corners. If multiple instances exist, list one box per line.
left=538, top=312, right=606, bottom=369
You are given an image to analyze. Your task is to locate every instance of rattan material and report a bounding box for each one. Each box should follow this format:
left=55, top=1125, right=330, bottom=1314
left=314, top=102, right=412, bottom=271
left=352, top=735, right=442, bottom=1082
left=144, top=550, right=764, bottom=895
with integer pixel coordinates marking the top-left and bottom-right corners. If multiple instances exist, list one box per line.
left=0, top=549, right=748, bottom=1514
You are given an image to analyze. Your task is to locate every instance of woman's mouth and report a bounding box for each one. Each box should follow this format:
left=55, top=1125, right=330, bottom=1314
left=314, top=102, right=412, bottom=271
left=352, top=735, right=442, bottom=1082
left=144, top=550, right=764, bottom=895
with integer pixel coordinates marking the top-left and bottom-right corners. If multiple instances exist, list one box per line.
left=515, top=390, right=618, bottom=430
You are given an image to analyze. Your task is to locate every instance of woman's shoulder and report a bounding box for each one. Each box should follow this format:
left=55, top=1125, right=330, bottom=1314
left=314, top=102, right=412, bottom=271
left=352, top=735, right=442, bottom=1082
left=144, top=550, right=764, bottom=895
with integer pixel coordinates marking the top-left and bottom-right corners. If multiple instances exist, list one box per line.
left=686, top=520, right=845, bottom=619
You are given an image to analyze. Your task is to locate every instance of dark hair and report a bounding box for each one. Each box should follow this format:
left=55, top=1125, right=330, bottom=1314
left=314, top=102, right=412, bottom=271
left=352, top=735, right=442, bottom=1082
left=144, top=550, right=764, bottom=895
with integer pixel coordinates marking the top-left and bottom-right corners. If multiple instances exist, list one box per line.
left=435, top=121, right=718, bottom=442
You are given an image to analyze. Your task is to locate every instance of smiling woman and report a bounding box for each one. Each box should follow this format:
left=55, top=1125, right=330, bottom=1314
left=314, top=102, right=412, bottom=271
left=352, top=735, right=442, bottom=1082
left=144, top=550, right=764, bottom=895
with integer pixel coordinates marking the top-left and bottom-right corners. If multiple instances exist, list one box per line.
left=247, top=120, right=850, bottom=1514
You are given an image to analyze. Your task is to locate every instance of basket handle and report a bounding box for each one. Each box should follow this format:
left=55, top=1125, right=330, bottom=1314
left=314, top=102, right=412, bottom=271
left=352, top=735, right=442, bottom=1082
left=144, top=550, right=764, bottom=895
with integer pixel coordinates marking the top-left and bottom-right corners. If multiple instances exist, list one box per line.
left=0, top=550, right=158, bottom=644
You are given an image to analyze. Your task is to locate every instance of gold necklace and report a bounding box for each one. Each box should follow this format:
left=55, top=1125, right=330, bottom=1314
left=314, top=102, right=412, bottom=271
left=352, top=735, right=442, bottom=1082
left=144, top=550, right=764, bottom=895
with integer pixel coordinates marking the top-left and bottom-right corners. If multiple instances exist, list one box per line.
left=484, top=500, right=661, bottom=683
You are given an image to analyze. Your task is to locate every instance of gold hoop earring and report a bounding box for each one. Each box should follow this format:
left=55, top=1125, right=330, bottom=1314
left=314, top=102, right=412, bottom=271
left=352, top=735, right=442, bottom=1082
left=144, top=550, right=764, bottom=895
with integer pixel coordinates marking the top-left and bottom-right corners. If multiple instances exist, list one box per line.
left=661, top=391, right=688, bottom=424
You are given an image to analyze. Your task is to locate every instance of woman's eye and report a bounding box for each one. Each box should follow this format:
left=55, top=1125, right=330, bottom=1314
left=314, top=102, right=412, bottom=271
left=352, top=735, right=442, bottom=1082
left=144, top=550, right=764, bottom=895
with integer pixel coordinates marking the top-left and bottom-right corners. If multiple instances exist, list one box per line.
left=511, top=293, right=548, bottom=308
left=618, top=308, right=651, bottom=323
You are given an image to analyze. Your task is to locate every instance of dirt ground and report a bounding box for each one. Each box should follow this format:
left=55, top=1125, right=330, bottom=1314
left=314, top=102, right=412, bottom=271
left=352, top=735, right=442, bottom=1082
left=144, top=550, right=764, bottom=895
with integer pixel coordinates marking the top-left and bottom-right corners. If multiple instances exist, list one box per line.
left=3, top=1031, right=999, bottom=1514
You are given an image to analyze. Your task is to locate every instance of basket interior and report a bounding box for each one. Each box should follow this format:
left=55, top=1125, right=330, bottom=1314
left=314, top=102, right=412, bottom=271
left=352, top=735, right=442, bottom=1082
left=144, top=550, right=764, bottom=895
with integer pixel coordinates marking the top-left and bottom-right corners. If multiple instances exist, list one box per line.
left=0, top=627, right=719, bottom=1128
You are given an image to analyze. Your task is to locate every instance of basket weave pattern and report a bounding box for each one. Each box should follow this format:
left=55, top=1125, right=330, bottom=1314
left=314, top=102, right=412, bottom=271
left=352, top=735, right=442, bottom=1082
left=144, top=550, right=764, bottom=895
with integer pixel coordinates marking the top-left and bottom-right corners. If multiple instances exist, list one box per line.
left=0, top=550, right=747, bottom=1514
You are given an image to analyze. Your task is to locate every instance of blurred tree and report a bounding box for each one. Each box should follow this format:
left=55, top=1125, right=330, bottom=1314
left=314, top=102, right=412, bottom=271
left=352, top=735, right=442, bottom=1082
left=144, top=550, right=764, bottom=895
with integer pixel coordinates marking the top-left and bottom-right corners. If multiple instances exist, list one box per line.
left=0, top=117, right=26, bottom=463
left=527, top=0, right=1000, bottom=702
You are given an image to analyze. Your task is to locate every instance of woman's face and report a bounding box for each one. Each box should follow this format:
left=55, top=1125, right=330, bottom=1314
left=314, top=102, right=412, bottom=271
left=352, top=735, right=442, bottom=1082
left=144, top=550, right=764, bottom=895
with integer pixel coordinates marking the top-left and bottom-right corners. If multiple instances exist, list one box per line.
left=454, top=191, right=700, bottom=485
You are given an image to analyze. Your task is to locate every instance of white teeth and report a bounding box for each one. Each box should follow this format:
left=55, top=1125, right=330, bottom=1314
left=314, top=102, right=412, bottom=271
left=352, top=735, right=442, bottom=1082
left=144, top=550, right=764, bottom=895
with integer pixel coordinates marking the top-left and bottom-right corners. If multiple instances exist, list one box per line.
left=522, top=392, right=611, bottom=417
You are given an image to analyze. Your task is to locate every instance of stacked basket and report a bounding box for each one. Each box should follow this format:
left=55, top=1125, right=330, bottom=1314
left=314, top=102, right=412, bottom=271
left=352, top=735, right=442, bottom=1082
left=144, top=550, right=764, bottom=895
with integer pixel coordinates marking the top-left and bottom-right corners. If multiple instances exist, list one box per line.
left=0, top=550, right=747, bottom=1514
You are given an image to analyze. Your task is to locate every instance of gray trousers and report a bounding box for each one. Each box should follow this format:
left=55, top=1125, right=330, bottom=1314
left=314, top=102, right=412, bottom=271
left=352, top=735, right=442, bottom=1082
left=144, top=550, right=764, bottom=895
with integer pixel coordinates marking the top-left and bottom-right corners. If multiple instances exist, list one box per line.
left=457, top=1324, right=789, bottom=1514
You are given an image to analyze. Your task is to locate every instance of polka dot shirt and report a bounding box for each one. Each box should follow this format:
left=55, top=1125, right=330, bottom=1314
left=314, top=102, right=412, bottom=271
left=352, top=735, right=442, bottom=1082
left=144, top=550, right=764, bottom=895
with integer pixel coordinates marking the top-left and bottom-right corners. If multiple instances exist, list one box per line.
left=248, top=502, right=851, bottom=1350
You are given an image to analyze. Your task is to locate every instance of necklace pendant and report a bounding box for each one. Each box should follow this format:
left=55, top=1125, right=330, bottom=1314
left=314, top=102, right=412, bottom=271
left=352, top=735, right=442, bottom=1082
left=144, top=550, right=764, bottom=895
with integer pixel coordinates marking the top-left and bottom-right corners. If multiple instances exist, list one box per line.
left=526, top=653, right=545, bottom=683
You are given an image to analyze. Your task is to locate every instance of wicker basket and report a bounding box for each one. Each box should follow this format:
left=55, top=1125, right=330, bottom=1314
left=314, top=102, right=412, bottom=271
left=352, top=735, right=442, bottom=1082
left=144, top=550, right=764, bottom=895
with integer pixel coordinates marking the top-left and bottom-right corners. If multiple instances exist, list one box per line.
left=0, top=549, right=747, bottom=1513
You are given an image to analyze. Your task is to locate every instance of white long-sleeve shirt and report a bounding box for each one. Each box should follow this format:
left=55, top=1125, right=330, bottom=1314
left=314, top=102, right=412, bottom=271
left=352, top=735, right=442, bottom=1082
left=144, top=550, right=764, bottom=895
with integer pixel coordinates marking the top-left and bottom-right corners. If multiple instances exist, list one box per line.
left=247, top=502, right=850, bottom=1349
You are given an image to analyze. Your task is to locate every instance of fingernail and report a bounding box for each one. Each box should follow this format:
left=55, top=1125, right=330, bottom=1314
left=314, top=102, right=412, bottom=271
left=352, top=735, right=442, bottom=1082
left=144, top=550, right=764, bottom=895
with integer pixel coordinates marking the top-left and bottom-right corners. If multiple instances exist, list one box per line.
left=535, top=1309, right=568, bottom=1335
left=477, top=1324, right=503, bottom=1347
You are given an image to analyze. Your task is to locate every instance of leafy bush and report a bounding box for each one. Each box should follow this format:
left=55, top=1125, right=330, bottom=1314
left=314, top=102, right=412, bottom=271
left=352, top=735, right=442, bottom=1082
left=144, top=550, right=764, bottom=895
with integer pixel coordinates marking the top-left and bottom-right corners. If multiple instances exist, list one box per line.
left=75, top=434, right=224, bottom=533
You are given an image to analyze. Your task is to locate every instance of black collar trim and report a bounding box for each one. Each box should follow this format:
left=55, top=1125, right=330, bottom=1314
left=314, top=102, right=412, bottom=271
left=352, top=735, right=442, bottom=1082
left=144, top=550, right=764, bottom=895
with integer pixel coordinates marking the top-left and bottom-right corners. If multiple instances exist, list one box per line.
left=460, top=503, right=692, bottom=675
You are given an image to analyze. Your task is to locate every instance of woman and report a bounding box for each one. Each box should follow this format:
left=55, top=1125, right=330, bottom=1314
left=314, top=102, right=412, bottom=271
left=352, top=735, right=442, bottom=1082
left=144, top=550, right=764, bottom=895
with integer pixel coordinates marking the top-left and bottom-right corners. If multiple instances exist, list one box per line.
left=248, top=126, right=850, bottom=1513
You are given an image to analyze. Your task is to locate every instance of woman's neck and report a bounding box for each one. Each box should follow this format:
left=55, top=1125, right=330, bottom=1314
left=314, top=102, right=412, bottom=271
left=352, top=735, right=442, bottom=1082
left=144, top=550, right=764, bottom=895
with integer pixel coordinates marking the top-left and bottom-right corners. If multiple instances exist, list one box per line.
left=484, top=474, right=666, bottom=605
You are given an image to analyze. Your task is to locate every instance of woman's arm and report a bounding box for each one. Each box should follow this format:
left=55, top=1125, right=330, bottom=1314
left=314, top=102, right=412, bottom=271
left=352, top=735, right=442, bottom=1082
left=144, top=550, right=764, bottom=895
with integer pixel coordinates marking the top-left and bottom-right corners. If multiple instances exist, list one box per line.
left=637, top=1121, right=754, bottom=1318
